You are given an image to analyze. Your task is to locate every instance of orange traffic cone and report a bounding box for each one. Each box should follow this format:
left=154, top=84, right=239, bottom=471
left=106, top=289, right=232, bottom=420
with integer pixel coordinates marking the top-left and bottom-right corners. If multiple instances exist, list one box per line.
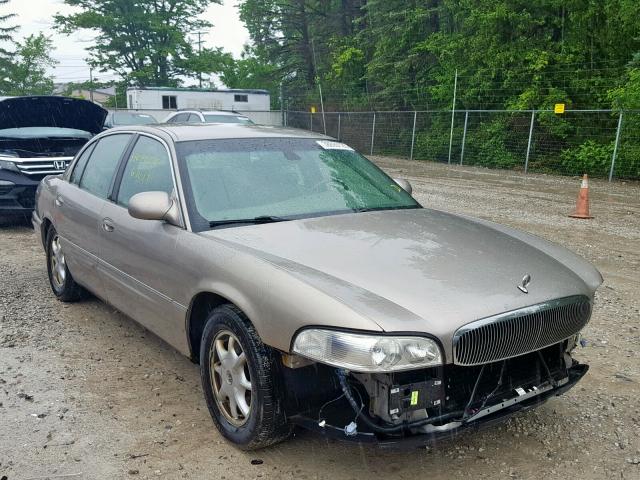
left=569, top=174, right=593, bottom=219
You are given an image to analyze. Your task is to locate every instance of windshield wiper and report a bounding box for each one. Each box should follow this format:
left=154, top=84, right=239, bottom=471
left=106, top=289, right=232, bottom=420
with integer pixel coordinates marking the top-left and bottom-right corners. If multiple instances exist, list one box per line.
left=352, top=205, right=421, bottom=213
left=209, top=215, right=290, bottom=228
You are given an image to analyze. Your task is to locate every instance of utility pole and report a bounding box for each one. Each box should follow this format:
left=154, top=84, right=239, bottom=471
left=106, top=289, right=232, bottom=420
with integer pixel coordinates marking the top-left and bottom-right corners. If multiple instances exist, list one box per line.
left=279, top=81, right=284, bottom=127
left=89, top=68, right=94, bottom=103
left=193, top=31, right=207, bottom=88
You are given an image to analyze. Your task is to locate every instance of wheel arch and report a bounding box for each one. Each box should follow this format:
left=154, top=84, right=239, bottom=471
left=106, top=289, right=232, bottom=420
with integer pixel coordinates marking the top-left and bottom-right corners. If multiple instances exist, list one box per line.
left=186, top=290, right=260, bottom=364
left=41, top=216, right=53, bottom=247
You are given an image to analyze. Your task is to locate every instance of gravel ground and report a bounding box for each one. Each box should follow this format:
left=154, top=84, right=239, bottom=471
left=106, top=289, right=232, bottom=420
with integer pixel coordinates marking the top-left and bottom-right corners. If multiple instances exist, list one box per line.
left=1, top=160, right=639, bottom=480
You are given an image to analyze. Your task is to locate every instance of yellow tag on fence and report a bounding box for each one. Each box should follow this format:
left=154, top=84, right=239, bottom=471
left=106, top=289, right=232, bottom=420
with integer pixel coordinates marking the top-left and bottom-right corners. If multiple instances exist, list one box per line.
left=310, top=106, right=316, bottom=114
left=554, top=103, right=565, bottom=114
left=410, top=391, right=419, bottom=406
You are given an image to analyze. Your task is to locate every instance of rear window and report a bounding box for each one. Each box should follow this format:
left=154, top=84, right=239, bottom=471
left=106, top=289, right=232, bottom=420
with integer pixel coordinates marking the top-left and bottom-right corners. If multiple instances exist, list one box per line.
left=202, top=114, right=253, bottom=124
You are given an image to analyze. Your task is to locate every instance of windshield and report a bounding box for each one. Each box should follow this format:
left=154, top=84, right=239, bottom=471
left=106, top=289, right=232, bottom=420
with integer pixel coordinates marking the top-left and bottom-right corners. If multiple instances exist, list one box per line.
left=202, top=114, right=253, bottom=124
left=112, top=112, right=157, bottom=125
left=176, top=138, right=420, bottom=231
left=0, top=127, right=92, bottom=138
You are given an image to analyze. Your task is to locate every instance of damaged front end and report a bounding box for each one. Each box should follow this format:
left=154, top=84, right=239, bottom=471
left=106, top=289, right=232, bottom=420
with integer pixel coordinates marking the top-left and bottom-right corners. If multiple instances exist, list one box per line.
left=283, top=337, right=587, bottom=446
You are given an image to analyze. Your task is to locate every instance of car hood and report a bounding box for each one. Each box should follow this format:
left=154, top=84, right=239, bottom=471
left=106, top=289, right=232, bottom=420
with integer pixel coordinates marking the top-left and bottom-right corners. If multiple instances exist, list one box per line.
left=201, top=208, right=602, bottom=340
left=0, top=96, right=107, bottom=134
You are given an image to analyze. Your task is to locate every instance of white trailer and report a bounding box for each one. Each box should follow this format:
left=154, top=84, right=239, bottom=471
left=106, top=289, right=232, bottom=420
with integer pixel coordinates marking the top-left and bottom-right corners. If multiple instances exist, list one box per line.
left=126, top=87, right=271, bottom=111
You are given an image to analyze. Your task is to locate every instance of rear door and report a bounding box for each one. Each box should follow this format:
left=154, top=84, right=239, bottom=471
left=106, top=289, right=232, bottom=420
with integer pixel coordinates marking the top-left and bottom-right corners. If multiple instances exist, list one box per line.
left=98, top=134, right=187, bottom=344
left=53, top=134, right=134, bottom=293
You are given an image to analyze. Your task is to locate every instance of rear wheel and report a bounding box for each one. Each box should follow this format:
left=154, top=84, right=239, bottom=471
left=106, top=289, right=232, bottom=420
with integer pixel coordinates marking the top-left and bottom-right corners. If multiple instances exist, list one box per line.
left=200, top=304, right=292, bottom=449
left=46, top=226, right=85, bottom=302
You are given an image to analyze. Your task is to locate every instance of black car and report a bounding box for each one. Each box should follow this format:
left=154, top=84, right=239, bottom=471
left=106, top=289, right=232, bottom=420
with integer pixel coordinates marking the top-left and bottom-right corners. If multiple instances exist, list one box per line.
left=0, top=96, right=106, bottom=217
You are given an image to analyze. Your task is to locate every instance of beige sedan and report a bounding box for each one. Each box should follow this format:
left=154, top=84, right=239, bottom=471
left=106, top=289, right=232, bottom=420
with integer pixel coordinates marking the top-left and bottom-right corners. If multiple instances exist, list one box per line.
left=33, top=124, right=602, bottom=449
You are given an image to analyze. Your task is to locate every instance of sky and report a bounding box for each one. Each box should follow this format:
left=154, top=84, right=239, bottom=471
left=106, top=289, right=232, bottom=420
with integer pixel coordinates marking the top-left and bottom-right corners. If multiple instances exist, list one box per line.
left=9, top=0, right=250, bottom=85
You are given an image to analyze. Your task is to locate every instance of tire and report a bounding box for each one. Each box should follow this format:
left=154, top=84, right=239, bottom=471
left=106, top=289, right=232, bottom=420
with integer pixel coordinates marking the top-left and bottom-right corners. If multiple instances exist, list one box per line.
left=45, top=226, right=85, bottom=302
left=200, top=304, right=292, bottom=450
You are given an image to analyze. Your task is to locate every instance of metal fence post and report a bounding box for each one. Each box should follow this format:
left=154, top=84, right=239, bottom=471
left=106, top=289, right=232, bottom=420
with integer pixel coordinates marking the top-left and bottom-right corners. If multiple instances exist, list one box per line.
left=409, top=111, right=417, bottom=160
left=370, top=112, right=376, bottom=155
left=460, top=110, right=469, bottom=165
left=337, top=113, right=341, bottom=141
left=310, top=113, right=313, bottom=132
left=609, top=111, right=623, bottom=182
left=447, top=69, right=458, bottom=164
left=524, top=110, right=535, bottom=173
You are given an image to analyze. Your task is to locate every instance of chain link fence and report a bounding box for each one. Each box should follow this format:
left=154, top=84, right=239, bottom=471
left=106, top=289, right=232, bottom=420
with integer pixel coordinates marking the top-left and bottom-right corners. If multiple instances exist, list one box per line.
left=107, top=107, right=638, bottom=181
left=285, top=109, right=640, bottom=181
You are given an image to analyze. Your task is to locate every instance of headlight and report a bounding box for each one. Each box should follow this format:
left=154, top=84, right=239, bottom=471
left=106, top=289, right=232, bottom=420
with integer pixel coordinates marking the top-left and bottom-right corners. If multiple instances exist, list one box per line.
left=0, top=159, right=19, bottom=172
left=291, top=329, right=442, bottom=372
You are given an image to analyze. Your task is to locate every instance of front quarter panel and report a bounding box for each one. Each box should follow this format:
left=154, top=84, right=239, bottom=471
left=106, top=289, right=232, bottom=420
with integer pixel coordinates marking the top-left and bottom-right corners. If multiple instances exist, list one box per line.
left=174, top=232, right=384, bottom=353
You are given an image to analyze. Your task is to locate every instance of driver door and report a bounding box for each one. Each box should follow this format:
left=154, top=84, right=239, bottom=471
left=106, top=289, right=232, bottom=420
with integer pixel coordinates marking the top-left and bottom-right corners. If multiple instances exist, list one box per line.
left=97, top=134, right=186, bottom=344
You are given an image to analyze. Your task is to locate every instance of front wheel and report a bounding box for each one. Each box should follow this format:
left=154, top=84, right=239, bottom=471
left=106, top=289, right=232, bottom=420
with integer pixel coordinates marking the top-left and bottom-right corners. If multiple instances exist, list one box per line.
left=46, top=226, right=85, bottom=302
left=200, top=304, right=292, bottom=449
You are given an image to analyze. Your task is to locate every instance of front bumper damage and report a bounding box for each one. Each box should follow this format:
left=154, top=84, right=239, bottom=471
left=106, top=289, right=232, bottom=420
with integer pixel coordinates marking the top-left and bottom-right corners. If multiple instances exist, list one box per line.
left=283, top=341, right=588, bottom=447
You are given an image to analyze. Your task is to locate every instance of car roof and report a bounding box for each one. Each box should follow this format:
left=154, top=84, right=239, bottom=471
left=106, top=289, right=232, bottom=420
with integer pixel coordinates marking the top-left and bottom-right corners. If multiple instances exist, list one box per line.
left=174, top=109, right=246, bottom=116
left=106, top=123, right=335, bottom=142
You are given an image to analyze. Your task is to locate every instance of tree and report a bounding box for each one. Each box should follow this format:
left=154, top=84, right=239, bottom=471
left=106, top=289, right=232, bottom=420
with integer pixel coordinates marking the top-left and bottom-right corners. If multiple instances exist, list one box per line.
left=5, top=33, right=56, bottom=96
left=55, top=0, right=222, bottom=87
left=0, top=0, right=17, bottom=93
left=176, top=46, right=232, bottom=87
left=220, top=47, right=278, bottom=89
left=237, top=0, right=366, bottom=107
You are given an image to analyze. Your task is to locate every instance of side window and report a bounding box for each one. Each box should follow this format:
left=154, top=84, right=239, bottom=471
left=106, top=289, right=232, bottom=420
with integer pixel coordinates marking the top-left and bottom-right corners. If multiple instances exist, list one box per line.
left=69, top=143, right=95, bottom=185
left=234, top=94, right=248, bottom=102
left=170, top=113, right=189, bottom=123
left=162, top=95, right=177, bottom=109
left=187, top=113, right=201, bottom=123
left=79, top=134, right=132, bottom=199
left=116, top=136, right=174, bottom=207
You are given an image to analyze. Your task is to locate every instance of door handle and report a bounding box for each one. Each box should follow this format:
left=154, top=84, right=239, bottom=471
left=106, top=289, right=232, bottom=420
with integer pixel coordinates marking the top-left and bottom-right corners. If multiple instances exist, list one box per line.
left=102, top=218, right=115, bottom=232
left=55, top=195, right=64, bottom=207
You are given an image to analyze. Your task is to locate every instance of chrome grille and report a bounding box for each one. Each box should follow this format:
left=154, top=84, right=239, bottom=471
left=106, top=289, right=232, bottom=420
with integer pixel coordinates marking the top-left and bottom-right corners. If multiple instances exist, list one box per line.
left=453, top=296, right=591, bottom=366
left=14, top=157, right=72, bottom=176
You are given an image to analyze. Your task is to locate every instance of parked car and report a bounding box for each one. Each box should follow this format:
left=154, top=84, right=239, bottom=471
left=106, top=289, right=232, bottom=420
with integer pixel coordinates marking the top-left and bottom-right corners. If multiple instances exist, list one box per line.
left=0, top=96, right=106, bottom=217
left=104, top=111, right=157, bottom=129
left=33, top=124, right=602, bottom=450
left=164, top=109, right=254, bottom=125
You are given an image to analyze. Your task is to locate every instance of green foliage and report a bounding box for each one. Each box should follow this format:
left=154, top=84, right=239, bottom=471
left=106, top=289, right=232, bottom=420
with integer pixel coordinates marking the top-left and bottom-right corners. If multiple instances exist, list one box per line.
left=233, top=0, right=640, bottom=179
left=608, top=68, right=640, bottom=110
left=177, top=47, right=232, bottom=87
left=4, top=33, right=56, bottom=96
left=0, top=0, right=17, bottom=93
left=237, top=0, right=640, bottom=112
left=463, top=118, right=520, bottom=169
left=55, top=0, right=221, bottom=86
left=219, top=48, right=280, bottom=106
left=0, top=0, right=16, bottom=53
left=560, top=140, right=614, bottom=177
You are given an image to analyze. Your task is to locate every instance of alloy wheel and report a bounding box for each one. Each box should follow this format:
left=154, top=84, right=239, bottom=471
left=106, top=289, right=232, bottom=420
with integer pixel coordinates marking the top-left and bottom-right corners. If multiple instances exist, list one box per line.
left=50, top=235, right=66, bottom=289
left=210, top=330, right=253, bottom=426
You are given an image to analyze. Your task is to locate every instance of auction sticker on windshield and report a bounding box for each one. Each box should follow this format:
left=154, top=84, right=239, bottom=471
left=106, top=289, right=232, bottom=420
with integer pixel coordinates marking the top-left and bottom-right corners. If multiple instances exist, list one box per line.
left=316, top=140, right=354, bottom=150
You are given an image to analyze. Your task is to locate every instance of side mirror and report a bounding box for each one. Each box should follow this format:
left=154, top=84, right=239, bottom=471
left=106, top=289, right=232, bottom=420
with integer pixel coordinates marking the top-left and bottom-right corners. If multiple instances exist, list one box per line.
left=393, top=178, right=413, bottom=195
left=128, top=191, right=181, bottom=225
